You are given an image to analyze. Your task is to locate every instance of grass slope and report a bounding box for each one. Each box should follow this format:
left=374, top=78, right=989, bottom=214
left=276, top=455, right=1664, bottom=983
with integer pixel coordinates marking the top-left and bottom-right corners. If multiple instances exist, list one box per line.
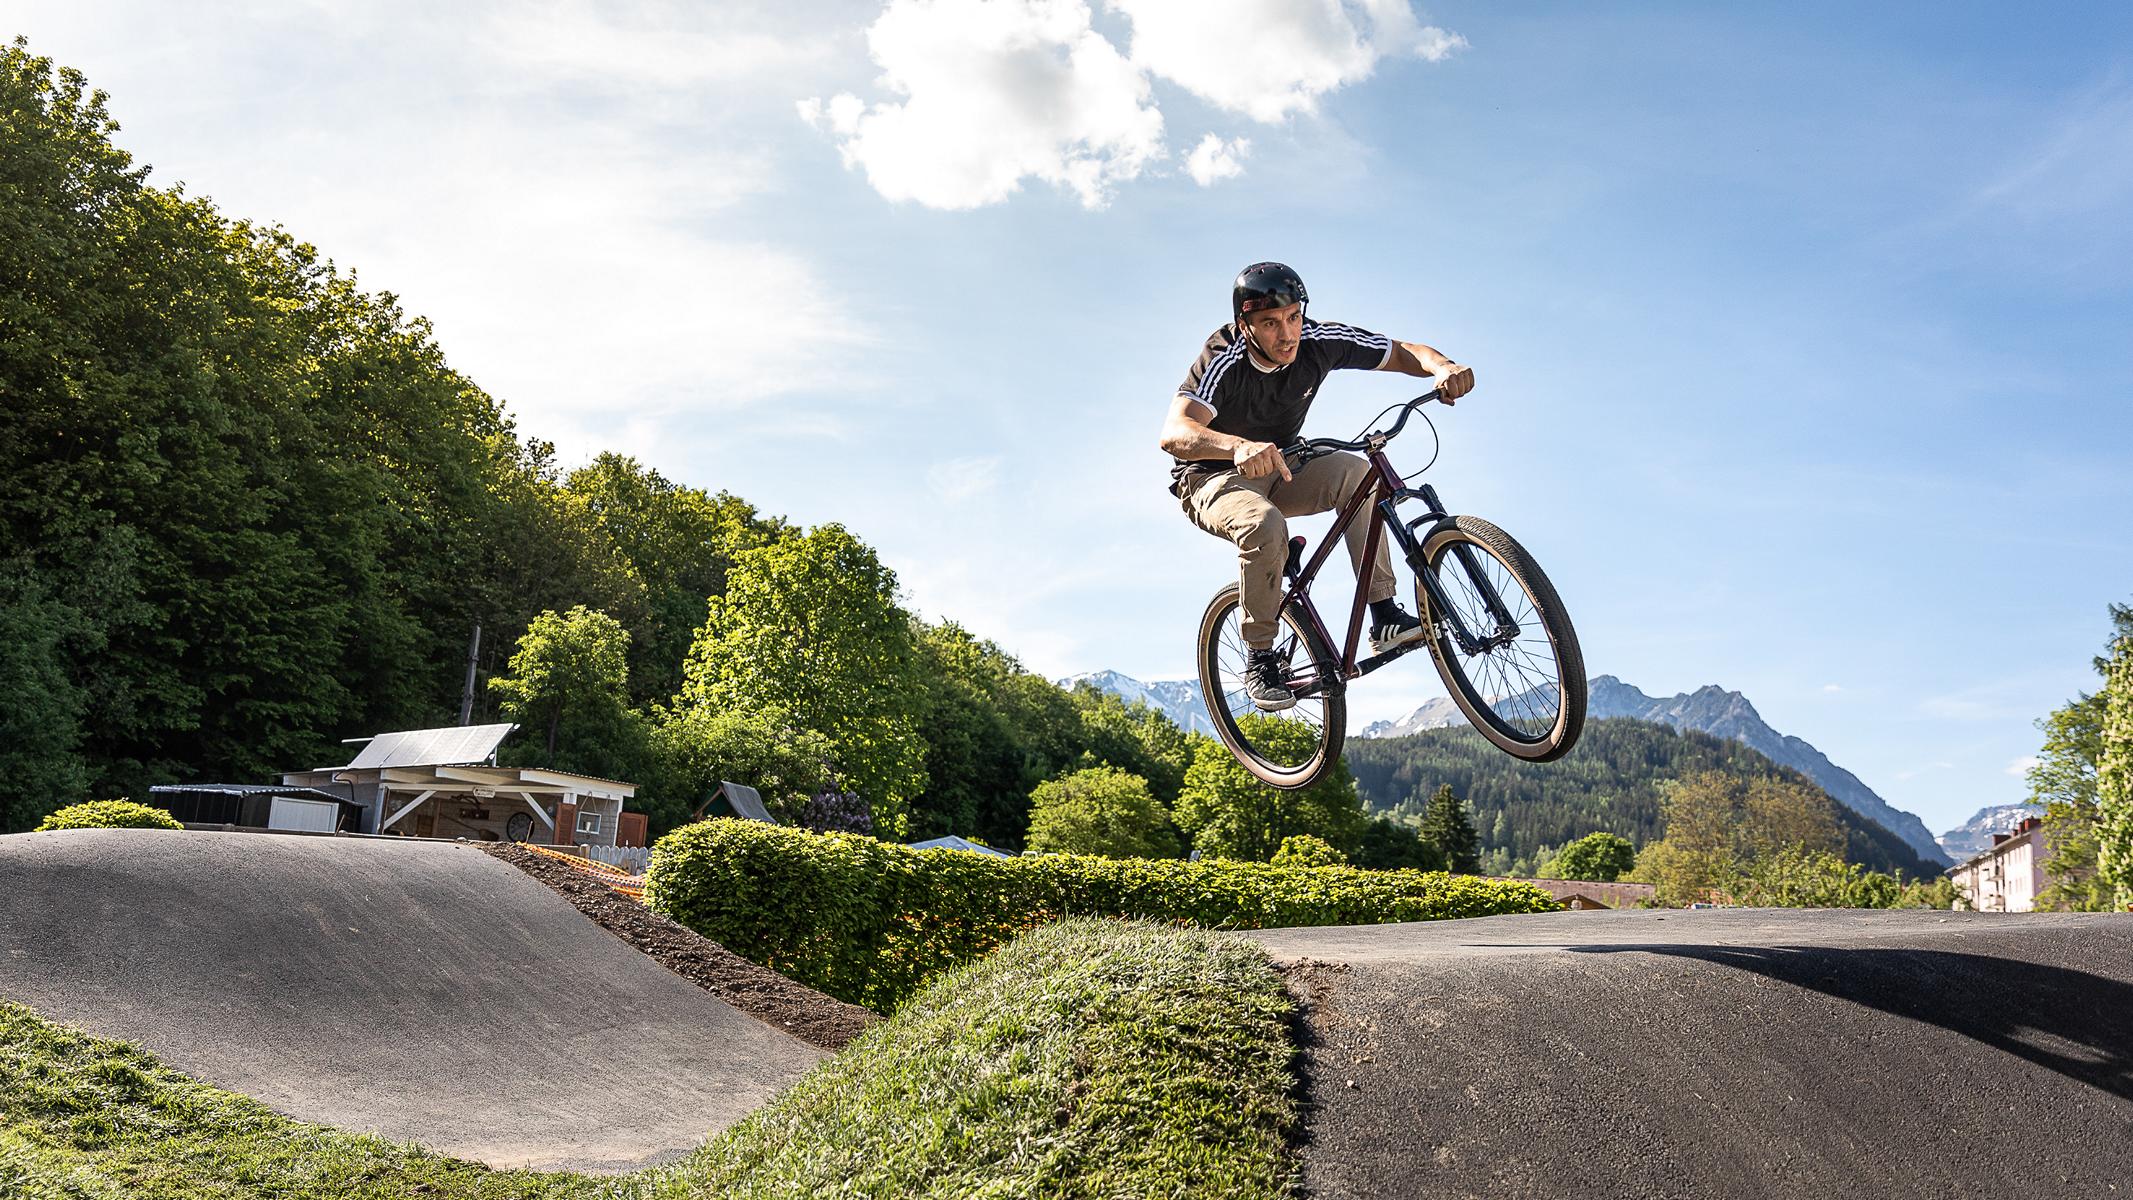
left=0, top=920, right=1296, bottom=1199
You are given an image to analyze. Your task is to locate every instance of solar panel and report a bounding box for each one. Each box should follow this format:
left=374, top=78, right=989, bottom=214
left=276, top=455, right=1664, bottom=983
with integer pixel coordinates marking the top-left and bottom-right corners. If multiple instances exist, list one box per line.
left=345, top=724, right=517, bottom=770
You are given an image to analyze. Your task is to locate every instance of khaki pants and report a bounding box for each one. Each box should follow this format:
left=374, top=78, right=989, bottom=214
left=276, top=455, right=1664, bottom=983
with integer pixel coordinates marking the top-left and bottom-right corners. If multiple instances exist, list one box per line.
left=1180, top=451, right=1397, bottom=647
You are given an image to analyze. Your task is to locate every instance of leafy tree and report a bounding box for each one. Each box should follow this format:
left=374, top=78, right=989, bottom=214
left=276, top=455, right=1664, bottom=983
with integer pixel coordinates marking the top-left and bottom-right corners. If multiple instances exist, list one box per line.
left=1420, top=784, right=1481, bottom=873
left=487, top=607, right=646, bottom=782
left=1540, top=832, right=1637, bottom=882
left=1024, top=767, right=1179, bottom=859
left=2098, top=637, right=2133, bottom=911
left=1069, top=685, right=1192, bottom=806
left=1272, top=833, right=1348, bottom=869
left=644, top=704, right=838, bottom=837
left=908, top=621, right=1050, bottom=846
left=1354, top=814, right=1445, bottom=871
left=1627, top=837, right=1732, bottom=908
left=677, top=524, right=926, bottom=836
left=1174, top=721, right=1365, bottom=861
left=2030, top=603, right=2133, bottom=911
left=0, top=563, right=91, bottom=830
left=1733, top=849, right=1900, bottom=909
left=561, top=454, right=783, bottom=706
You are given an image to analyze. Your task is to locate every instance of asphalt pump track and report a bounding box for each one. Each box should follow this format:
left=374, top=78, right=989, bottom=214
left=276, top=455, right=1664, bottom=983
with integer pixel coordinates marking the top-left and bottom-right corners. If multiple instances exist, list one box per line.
left=0, top=829, right=825, bottom=1172
left=1254, top=908, right=2133, bottom=1199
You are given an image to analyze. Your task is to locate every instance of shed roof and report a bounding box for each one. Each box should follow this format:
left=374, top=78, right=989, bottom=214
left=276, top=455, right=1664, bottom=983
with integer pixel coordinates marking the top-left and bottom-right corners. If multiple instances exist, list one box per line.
left=344, top=724, right=517, bottom=770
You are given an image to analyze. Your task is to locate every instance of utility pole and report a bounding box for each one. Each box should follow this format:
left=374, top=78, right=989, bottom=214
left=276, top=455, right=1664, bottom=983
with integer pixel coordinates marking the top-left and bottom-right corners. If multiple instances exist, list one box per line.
left=458, top=621, right=481, bottom=725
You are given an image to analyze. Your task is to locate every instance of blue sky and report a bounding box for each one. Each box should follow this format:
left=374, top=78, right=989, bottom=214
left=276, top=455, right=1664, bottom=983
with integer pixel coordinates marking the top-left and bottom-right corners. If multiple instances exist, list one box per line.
left=16, top=1, right=2131, bottom=835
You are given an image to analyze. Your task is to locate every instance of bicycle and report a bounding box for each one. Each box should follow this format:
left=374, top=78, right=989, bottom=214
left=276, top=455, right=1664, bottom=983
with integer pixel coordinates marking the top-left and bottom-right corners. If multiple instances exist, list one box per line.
left=1193, top=386, right=1587, bottom=789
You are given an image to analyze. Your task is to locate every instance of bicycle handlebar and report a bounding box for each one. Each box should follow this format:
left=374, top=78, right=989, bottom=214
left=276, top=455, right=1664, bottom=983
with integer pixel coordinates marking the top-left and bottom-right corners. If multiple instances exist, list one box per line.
left=1285, top=386, right=1443, bottom=457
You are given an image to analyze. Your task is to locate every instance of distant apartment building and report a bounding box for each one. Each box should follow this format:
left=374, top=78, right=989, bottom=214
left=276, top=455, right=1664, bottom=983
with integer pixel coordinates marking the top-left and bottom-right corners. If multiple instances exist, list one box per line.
left=1949, top=816, right=2050, bottom=912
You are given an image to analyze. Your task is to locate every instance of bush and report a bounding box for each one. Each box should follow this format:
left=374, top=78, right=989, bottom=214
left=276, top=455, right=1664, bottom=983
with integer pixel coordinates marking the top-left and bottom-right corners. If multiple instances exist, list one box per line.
left=1024, top=766, right=1178, bottom=859
left=645, top=818, right=1559, bottom=1009
left=35, top=801, right=182, bottom=832
left=1272, top=834, right=1347, bottom=868
left=1540, top=832, right=1636, bottom=882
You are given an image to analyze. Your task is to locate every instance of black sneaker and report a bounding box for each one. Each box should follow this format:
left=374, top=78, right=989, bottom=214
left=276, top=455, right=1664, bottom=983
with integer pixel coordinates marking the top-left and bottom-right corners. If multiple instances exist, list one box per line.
left=1369, top=606, right=1428, bottom=654
left=1244, top=648, right=1297, bottom=712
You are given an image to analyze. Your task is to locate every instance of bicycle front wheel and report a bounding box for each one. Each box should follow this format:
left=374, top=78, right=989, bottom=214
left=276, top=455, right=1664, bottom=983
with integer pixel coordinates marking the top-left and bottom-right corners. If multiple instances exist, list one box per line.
left=1196, top=583, right=1346, bottom=790
left=1415, top=516, right=1586, bottom=762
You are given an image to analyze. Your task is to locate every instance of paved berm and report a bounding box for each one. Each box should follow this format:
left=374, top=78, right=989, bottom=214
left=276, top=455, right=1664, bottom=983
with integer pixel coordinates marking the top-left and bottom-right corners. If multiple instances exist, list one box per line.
left=1255, top=909, right=2133, bottom=1199
left=0, top=829, right=827, bottom=1173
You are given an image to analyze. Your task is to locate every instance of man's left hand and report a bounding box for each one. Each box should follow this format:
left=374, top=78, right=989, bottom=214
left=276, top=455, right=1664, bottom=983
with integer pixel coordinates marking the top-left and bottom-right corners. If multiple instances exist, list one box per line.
left=1436, top=363, right=1474, bottom=403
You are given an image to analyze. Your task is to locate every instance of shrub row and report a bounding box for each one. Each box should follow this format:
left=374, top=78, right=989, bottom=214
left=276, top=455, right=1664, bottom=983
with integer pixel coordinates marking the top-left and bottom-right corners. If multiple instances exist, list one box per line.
left=644, top=819, right=1559, bottom=1009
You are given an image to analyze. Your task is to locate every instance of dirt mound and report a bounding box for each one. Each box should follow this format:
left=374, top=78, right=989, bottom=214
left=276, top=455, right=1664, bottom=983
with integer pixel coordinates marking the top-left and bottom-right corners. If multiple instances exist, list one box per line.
left=484, top=842, right=876, bottom=1050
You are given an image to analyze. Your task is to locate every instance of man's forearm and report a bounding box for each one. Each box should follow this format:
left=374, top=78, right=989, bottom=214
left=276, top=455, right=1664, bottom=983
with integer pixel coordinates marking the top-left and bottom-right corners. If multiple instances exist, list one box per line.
left=1160, top=415, right=1250, bottom=460
left=1385, top=340, right=1457, bottom=377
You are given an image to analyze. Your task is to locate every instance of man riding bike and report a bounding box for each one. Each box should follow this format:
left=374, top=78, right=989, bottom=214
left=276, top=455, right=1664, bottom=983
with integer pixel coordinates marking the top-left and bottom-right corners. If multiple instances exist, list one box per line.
left=1159, top=262, right=1476, bottom=711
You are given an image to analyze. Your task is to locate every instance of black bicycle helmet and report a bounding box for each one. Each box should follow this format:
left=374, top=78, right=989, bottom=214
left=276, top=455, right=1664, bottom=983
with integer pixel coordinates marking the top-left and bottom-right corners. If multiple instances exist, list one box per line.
left=1232, top=261, right=1308, bottom=323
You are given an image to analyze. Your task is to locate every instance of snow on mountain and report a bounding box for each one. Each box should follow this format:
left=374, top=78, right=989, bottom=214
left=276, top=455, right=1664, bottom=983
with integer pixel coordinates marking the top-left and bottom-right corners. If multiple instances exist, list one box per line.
left=1937, top=803, right=2044, bottom=862
left=1058, top=670, right=1216, bottom=736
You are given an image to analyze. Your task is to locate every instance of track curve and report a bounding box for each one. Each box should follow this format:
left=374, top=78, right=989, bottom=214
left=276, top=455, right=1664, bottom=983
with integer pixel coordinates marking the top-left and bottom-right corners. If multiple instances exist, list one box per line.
left=0, top=829, right=825, bottom=1172
left=1256, top=909, right=2133, bottom=1199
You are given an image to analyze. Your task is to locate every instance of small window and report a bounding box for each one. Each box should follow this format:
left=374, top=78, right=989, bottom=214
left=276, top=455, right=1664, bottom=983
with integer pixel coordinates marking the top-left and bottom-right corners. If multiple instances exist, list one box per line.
left=576, top=810, right=602, bottom=835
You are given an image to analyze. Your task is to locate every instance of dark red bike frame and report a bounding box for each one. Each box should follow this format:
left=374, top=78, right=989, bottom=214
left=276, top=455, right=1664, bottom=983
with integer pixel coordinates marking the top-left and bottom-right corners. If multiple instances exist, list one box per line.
left=1275, top=417, right=1522, bottom=701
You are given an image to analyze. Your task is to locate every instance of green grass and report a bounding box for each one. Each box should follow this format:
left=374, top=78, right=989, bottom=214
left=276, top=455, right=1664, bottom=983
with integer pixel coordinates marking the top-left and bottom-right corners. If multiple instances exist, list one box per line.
left=0, top=920, right=1298, bottom=1199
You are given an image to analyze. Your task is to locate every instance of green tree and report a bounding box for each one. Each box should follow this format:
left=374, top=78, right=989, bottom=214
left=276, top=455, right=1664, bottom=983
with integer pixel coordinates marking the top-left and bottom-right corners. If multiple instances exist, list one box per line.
left=644, top=704, right=839, bottom=837
left=677, top=524, right=926, bottom=836
left=1272, top=833, right=1348, bottom=869
left=562, top=454, right=783, bottom=706
left=2029, top=604, right=2133, bottom=911
left=2097, top=637, right=2133, bottom=911
left=1024, top=767, right=1179, bottom=859
left=1420, top=784, right=1481, bottom=873
left=1540, top=832, right=1637, bottom=882
left=1069, top=685, right=1193, bottom=807
left=908, top=622, right=1049, bottom=846
left=1174, top=722, right=1365, bottom=861
left=1354, top=814, right=1446, bottom=871
left=487, top=607, right=647, bottom=782
left=0, top=563, right=91, bottom=830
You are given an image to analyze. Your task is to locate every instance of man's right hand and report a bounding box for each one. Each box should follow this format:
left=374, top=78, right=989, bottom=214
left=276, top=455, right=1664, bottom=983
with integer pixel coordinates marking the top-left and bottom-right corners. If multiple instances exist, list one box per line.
left=1235, top=440, right=1291, bottom=482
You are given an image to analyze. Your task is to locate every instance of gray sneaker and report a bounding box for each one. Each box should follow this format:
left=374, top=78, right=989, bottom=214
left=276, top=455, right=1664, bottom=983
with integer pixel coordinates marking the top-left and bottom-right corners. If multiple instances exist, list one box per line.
left=1244, top=648, right=1297, bottom=712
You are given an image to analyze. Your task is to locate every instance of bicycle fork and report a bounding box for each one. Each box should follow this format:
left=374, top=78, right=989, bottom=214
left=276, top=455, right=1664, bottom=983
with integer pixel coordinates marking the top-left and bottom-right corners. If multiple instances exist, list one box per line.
left=1384, top=483, right=1521, bottom=658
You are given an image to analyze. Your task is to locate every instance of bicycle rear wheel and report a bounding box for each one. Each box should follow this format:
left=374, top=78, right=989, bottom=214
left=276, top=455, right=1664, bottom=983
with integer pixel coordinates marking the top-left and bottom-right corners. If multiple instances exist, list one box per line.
left=1414, top=516, right=1585, bottom=762
left=1196, top=583, right=1345, bottom=790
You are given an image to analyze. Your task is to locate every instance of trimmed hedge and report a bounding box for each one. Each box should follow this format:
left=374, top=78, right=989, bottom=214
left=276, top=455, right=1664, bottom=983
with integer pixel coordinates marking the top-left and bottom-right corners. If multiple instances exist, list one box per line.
left=645, top=819, right=1558, bottom=1009
left=35, top=800, right=183, bottom=832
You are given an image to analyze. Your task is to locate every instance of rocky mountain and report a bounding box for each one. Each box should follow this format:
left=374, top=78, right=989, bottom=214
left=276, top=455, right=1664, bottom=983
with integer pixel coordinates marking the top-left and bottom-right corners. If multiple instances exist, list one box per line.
left=1360, top=697, right=1469, bottom=739
left=1362, top=674, right=1952, bottom=867
left=1937, top=803, right=2043, bottom=862
left=1058, top=670, right=1215, bottom=736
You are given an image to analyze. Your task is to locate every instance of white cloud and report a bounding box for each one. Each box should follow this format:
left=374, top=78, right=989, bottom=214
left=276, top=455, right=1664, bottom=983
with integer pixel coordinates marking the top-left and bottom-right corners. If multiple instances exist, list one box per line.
left=482, top=0, right=829, bottom=89
left=926, top=456, right=1003, bottom=502
left=1822, top=683, right=1843, bottom=693
left=2004, top=755, right=2041, bottom=778
left=804, top=0, right=1165, bottom=210
left=803, top=0, right=1461, bottom=208
left=1112, top=0, right=1465, bottom=123
left=1185, top=133, right=1251, bottom=185
left=8, top=0, right=878, bottom=460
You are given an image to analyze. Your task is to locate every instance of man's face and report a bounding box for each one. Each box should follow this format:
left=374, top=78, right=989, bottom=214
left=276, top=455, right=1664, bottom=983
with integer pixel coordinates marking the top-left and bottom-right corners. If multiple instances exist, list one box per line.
left=1241, top=302, right=1302, bottom=365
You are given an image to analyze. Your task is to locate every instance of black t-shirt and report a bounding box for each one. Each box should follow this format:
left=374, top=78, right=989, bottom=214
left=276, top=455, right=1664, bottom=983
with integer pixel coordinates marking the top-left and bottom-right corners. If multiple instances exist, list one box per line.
left=1167, top=317, right=1391, bottom=495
